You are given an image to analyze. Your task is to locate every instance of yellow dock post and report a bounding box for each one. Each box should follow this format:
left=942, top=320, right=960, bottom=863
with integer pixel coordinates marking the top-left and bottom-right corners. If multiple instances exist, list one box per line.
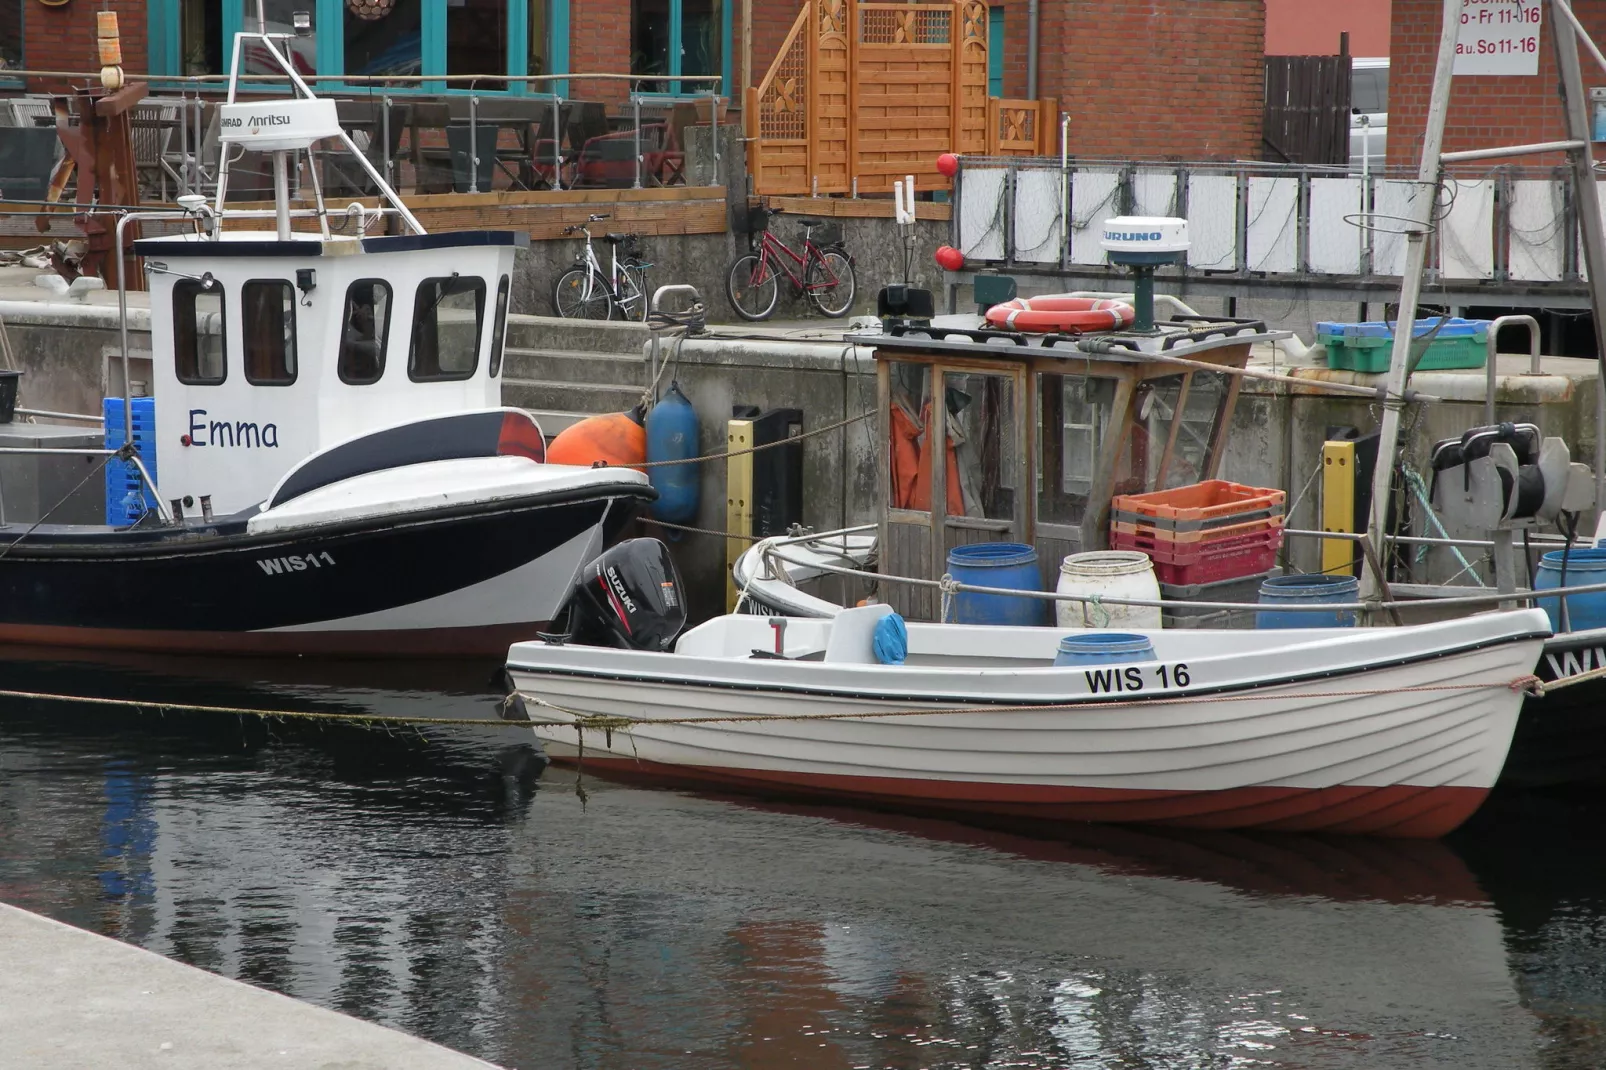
left=1321, top=440, right=1356, bottom=576
left=726, top=419, right=755, bottom=610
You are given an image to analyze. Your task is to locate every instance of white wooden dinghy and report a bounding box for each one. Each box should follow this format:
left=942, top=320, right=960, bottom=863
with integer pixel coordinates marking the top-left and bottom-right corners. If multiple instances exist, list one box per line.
left=507, top=604, right=1550, bottom=838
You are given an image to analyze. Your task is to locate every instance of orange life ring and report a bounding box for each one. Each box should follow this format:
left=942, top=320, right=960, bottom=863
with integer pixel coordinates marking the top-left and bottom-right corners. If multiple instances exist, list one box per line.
left=983, top=296, right=1135, bottom=334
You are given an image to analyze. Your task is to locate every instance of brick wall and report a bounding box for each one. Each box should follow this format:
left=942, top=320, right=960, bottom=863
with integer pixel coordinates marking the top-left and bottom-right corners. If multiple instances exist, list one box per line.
left=24, top=0, right=147, bottom=91
left=1044, top=0, right=1264, bottom=160
left=1389, top=0, right=1605, bottom=169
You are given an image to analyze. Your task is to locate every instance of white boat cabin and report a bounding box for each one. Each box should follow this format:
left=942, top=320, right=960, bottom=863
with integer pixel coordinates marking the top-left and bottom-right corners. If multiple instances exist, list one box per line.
left=131, top=230, right=522, bottom=515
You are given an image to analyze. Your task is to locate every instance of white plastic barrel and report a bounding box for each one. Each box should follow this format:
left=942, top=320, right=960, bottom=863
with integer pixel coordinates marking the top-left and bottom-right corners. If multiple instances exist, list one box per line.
left=1056, top=551, right=1163, bottom=629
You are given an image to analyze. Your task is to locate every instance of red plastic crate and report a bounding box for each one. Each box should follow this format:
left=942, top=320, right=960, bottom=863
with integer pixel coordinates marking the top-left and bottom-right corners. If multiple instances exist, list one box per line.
left=1111, top=513, right=1285, bottom=546
left=1112, top=480, right=1286, bottom=529
left=1112, top=527, right=1283, bottom=585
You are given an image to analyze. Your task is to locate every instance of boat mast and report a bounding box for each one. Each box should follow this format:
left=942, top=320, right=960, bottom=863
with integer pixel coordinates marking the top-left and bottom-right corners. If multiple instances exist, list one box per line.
left=1360, top=0, right=1606, bottom=602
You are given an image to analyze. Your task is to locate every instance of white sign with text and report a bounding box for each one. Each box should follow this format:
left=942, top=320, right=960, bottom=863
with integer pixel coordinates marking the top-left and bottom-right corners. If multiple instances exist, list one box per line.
left=1454, top=0, right=1543, bottom=76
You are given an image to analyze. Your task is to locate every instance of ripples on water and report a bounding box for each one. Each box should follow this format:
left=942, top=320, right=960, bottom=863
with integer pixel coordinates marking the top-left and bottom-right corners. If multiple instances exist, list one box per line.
left=1, top=652, right=1605, bottom=1069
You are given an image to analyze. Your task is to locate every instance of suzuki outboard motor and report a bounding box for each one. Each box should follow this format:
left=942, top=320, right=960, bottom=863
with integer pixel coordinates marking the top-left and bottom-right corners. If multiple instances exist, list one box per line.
left=556, top=538, right=686, bottom=651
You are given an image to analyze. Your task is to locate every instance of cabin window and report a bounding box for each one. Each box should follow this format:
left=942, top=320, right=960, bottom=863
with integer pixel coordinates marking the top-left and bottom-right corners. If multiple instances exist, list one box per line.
left=241, top=280, right=298, bottom=385
left=1161, top=371, right=1232, bottom=489
left=943, top=371, right=1016, bottom=521
left=1114, top=374, right=1185, bottom=497
left=887, top=361, right=936, bottom=513
left=488, top=275, right=511, bottom=378
left=409, top=276, right=485, bottom=382
left=173, top=279, right=226, bottom=385
left=339, top=279, right=392, bottom=385
left=1036, top=373, right=1118, bottom=527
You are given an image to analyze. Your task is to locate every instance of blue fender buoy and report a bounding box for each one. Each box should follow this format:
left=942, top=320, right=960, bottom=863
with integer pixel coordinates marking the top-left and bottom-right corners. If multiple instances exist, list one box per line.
left=646, top=381, right=699, bottom=525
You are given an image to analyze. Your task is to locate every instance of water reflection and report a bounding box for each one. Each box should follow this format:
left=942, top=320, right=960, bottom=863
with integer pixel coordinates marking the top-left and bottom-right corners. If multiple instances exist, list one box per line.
left=0, top=656, right=1603, bottom=1067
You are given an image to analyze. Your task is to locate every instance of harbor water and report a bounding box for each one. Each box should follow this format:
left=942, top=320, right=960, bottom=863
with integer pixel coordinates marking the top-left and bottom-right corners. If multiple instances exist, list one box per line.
left=3, top=654, right=1606, bottom=1069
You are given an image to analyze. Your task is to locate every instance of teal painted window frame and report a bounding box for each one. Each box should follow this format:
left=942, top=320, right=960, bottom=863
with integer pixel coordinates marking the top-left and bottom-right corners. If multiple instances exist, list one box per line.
left=987, top=6, right=1003, bottom=97
left=148, top=0, right=569, bottom=94
left=633, top=0, right=733, bottom=99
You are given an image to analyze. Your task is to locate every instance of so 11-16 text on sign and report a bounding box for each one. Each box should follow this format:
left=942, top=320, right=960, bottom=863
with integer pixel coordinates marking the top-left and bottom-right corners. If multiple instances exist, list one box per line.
left=1454, top=0, right=1542, bottom=77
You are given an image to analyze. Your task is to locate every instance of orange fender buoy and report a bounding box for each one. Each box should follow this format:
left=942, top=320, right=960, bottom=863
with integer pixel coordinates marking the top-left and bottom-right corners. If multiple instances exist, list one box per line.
left=547, top=411, right=647, bottom=470
left=984, top=296, right=1135, bottom=334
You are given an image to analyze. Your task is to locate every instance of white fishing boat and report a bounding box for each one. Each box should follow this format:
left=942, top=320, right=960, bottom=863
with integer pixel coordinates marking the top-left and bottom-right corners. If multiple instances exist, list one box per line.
left=0, top=11, right=653, bottom=656
left=507, top=540, right=1549, bottom=838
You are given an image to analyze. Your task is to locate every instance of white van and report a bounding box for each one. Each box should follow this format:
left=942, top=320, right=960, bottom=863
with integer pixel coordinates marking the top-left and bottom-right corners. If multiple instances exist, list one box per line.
left=1349, top=57, right=1388, bottom=173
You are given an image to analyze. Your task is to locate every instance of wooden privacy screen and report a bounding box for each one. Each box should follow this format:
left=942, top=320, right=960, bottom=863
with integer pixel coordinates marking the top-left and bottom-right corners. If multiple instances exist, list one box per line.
left=745, top=0, right=1054, bottom=198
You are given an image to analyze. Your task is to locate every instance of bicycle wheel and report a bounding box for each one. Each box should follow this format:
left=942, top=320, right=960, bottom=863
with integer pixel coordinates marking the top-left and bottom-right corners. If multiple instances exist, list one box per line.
left=806, top=249, right=856, bottom=318
left=618, top=261, right=650, bottom=322
left=553, top=266, right=614, bottom=320
left=726, top=253, right=779, bottom=321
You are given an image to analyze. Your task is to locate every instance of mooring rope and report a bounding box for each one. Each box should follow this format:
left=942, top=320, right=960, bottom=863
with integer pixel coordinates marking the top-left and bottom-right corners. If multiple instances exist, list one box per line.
left=627, top=410, right=872, bottom=469
left=0, top=675, right=1544, bottom=736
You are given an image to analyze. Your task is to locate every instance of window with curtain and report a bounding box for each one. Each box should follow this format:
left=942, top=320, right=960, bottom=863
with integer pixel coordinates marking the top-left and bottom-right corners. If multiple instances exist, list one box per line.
left=242, top=280, right=299, bottom=385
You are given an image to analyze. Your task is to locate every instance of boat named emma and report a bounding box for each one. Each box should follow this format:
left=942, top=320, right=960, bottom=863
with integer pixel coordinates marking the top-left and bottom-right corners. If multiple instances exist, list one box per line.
left=0, top=19, right=651, bottom=656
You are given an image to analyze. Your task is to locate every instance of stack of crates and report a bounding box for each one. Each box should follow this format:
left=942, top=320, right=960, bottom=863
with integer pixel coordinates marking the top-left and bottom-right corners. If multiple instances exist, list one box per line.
left=1316, top=318, right=1490, bottom=373
left=1110, top=480, right=1286, bottom=586
left=103, top=396, right=156, bottom=525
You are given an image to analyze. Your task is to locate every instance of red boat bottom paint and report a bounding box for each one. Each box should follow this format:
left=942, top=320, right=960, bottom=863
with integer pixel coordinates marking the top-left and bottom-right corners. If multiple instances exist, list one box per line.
left=548, top=756, right=1489, bottom=839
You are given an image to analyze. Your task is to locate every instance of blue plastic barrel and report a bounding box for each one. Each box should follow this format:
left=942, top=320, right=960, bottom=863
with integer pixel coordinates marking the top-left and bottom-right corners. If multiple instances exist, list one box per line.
left=645, top=381, right=699, bottom=524
left=946, top=542, right=1047, bottom=626
left=1053, top=632, right=1157, bottom=667
left=1534, top=548, right=1606, bottom=633
left=1255, top=574, right=1359, bottom=629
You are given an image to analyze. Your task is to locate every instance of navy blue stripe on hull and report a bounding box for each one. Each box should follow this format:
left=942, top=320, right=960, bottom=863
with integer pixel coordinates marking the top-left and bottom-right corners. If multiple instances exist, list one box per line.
left=1506, top=631, right=1606, bottom=787
left=0, top=494, right=623, bottom=639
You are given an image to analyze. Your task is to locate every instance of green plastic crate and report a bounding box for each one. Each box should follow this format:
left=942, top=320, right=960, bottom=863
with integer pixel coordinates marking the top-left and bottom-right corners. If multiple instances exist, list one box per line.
left=1319, top=320, right=1490, bottom=373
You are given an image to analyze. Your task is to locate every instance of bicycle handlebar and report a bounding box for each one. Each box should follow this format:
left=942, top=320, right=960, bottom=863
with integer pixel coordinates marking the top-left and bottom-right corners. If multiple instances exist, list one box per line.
left=588, top=213, right=610, bottom=222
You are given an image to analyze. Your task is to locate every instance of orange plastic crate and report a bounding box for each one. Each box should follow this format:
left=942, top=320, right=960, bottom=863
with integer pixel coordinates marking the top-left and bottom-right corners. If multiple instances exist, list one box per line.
left=1111, top=480, right=1286, bottom=528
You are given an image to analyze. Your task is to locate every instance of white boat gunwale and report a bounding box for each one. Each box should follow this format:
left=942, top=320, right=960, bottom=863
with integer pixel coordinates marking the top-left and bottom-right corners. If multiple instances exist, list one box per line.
left=509, top=614, right=1550, bottom=708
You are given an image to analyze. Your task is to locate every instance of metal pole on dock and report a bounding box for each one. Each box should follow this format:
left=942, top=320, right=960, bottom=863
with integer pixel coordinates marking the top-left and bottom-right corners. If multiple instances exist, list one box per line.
left=1551, top=0, right=1606, bottom=525
left=1358, top=0, right=1460, bottom=604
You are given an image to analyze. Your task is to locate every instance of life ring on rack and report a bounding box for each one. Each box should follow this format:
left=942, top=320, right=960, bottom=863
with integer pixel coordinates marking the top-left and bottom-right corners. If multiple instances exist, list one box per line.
left=983, top=296, right=1136, bottom=333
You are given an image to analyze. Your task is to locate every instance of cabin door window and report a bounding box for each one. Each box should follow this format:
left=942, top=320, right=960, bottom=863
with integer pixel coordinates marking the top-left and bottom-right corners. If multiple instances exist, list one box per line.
left=488, top=276, right=511, bottom=377
left=1159, top=370, right=1233, bottom=488
left=1037, top=372, right=1117, bottom=527
left=173, top=280, right=227, bottom=385
left=339, top=279, right=392, bottom=384
left=409, top=276, right=486, bottom=381
left=242, top=280, right=299, bottom=385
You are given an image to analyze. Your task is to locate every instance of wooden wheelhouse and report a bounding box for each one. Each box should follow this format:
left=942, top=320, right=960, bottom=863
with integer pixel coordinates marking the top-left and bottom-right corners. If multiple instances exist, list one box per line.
left=871, top=318, right=1283, bottom=620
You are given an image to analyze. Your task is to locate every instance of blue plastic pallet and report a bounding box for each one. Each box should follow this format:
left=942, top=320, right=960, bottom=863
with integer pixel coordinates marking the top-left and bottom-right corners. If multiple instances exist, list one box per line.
left=104, top=396, right=157, bottom=525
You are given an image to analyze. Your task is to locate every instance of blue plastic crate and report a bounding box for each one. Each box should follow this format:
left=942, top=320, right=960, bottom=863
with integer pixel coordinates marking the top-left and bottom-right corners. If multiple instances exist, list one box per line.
left=104, top=396, right=157, bottom=526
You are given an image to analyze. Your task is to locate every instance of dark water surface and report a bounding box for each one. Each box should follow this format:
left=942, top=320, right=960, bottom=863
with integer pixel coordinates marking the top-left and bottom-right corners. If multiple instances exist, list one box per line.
left=2, top=653, right=1605, bottom=1069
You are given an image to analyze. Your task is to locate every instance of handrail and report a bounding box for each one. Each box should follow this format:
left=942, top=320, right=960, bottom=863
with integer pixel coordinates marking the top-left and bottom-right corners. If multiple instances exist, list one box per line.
left=753, top=539, right=1606, bottom=616
left=1484, top=315, right=1542, bottom=425
left=0, top=70, right=724, bottom=87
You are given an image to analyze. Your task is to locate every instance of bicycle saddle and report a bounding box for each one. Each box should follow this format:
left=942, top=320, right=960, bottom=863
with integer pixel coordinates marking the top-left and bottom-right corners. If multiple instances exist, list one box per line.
left=797, top=217, right=825, bottom=227
left=603, top=233, right=632, bottom=244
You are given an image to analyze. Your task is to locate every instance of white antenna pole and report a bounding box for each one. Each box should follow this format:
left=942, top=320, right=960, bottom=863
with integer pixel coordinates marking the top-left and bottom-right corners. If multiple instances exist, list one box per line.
left=1358, top=0, right=1459, bottom=603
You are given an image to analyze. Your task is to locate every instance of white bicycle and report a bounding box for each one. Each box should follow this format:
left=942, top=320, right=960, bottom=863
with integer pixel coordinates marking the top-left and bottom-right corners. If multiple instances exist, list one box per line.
left=551, top=214, right=651, bottom=321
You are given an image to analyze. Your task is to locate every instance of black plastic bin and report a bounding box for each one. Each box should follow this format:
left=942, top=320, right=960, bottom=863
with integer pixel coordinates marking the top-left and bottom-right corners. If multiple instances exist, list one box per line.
left=0, top=370, right=24, bottom=424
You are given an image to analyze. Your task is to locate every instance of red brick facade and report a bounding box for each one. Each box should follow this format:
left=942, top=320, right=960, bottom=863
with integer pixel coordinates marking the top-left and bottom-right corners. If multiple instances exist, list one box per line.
left=1041, top=0, right=1265, bottom=159
left=1389, top=0, right=1605, bottom=169
left=21, top=0, right=148, bottom=91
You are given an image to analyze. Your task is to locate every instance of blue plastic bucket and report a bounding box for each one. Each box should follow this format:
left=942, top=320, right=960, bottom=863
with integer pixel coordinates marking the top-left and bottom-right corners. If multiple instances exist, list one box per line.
left=946, top=542, right=1046, bottom=626
left=1535, top=548, right=1606, bottom=633
left=1255, top=574, right=1359, bottom=629
left=1053, top=632, right=1157, bottom=667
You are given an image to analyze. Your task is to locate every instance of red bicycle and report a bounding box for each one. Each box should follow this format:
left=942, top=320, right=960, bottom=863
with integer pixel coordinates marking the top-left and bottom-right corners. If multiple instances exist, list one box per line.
left=725, top=207, right=857, bottom=320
